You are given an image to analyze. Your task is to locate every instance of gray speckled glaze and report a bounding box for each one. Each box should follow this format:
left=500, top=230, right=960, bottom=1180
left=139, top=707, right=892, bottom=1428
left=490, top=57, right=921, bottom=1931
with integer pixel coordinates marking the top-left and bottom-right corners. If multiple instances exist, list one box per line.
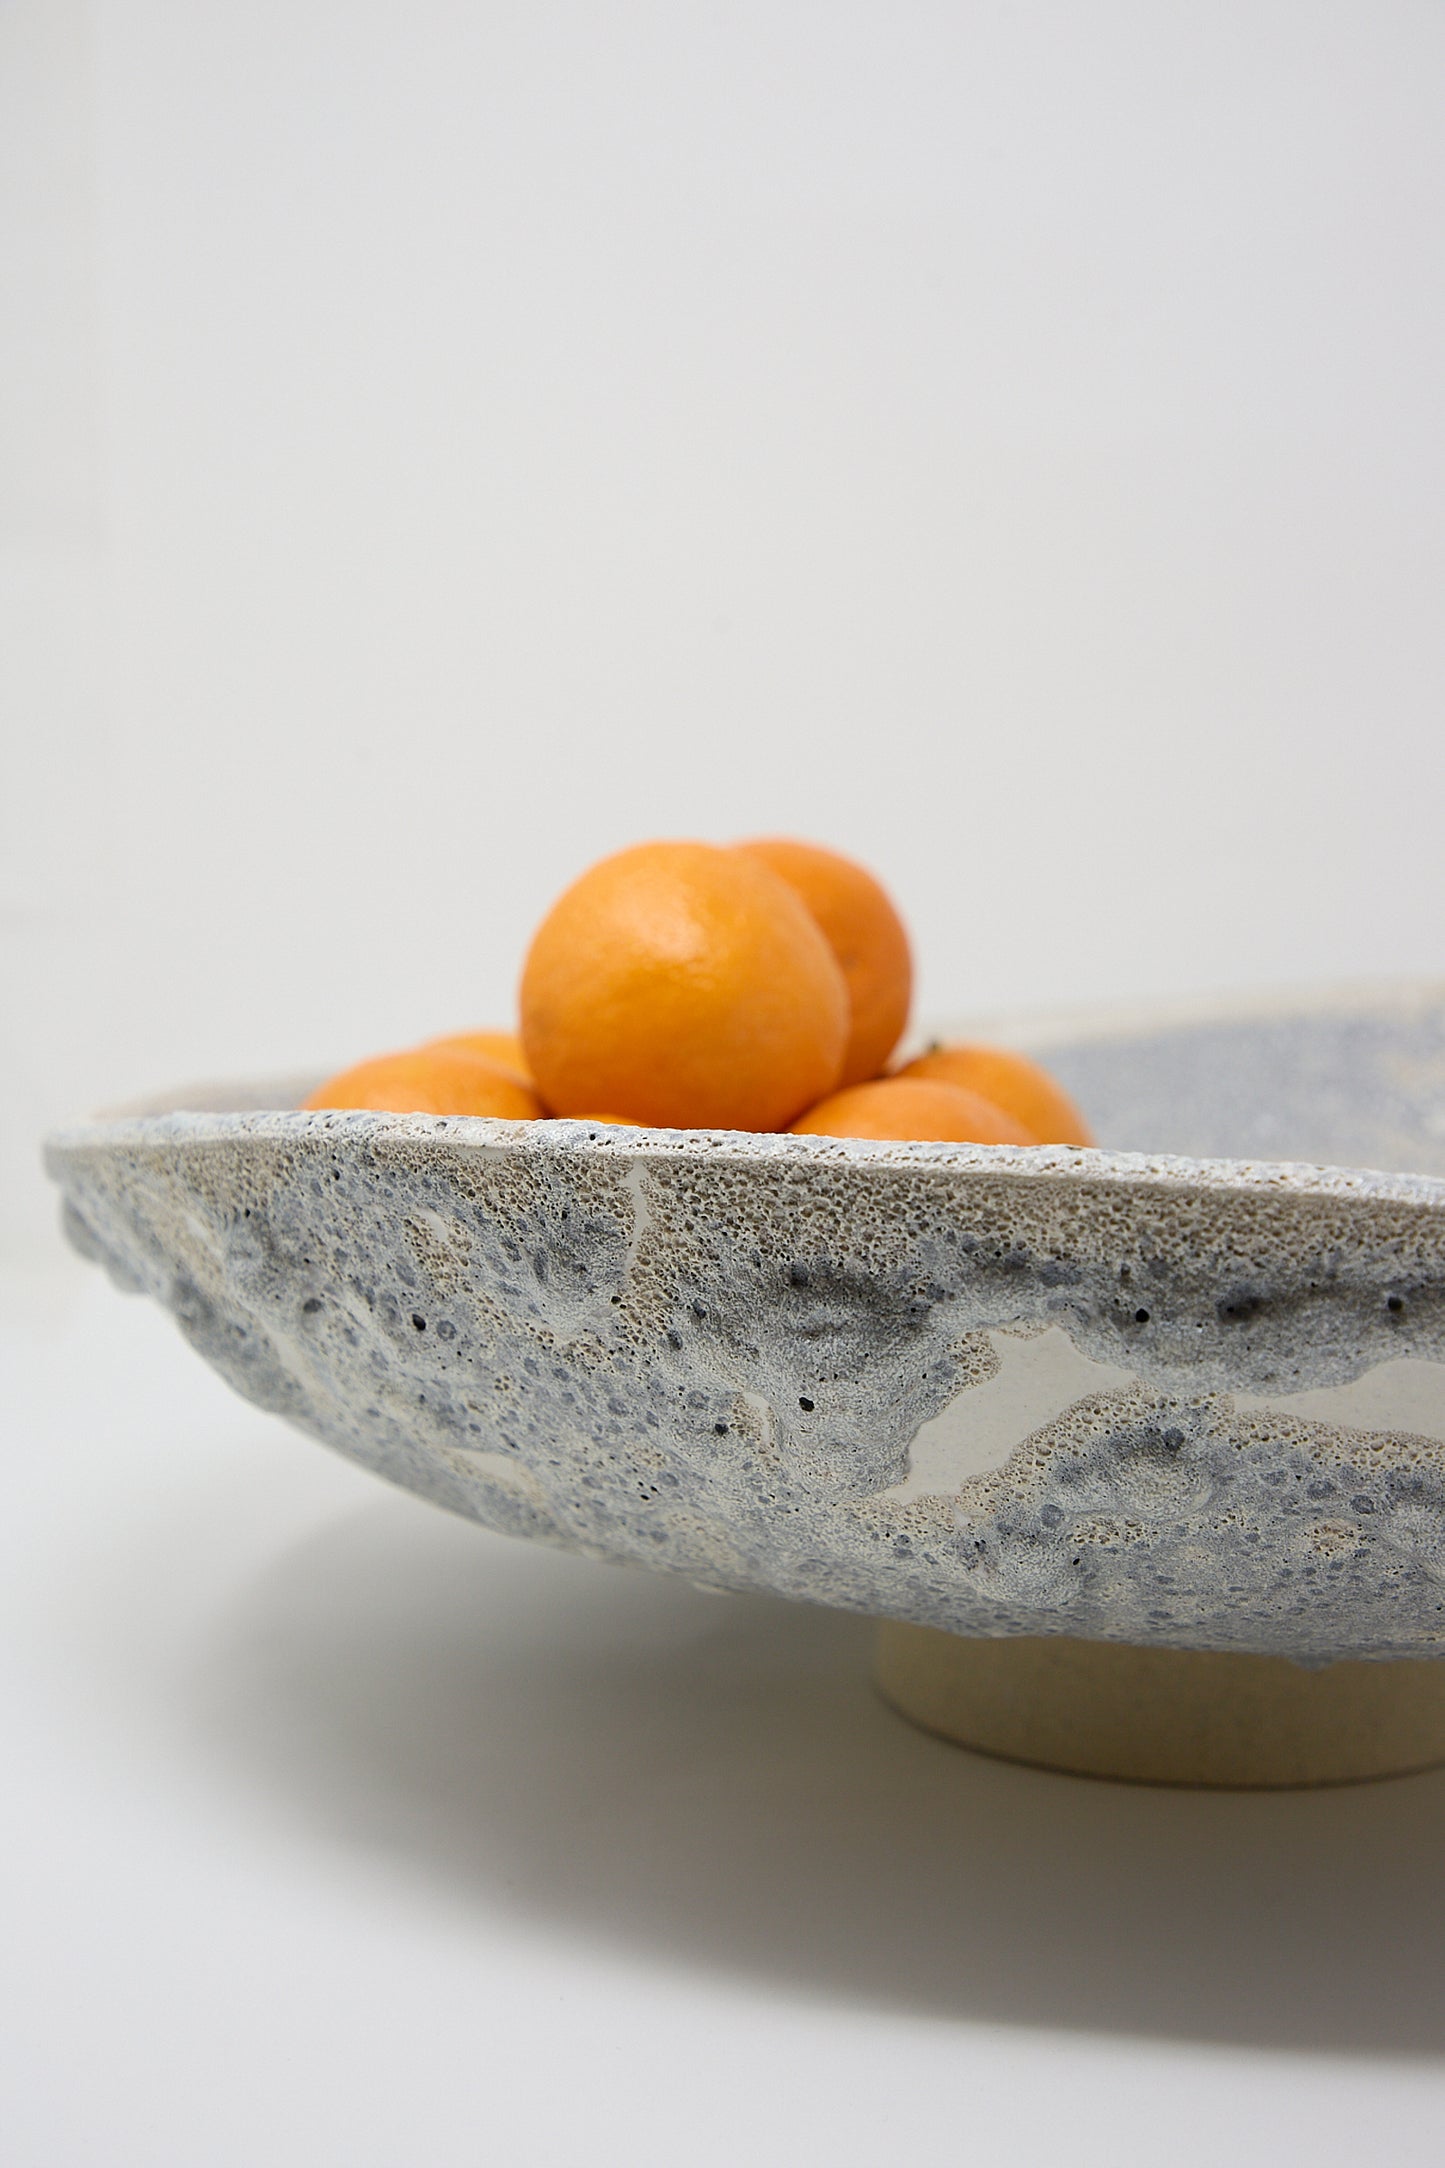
left=45, top=983, right=1445, bottom=1662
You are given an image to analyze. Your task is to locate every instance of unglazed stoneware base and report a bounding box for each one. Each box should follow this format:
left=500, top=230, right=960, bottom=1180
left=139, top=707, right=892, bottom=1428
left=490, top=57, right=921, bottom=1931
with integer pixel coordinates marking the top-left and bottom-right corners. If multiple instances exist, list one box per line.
left=874, top=1623, right=1445, bottom=1787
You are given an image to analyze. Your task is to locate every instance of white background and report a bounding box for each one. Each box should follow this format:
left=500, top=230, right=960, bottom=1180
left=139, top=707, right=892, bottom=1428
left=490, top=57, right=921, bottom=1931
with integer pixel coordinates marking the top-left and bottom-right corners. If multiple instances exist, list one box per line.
left=4, top=4, right=1445, bottom=2161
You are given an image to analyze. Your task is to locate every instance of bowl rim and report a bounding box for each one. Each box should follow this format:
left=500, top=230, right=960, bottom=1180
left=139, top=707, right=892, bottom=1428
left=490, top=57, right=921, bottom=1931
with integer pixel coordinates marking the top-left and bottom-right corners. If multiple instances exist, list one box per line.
left=43, top=974, right=1445, bottom=1221
left=42, top=1099, right=1445, bottom=1223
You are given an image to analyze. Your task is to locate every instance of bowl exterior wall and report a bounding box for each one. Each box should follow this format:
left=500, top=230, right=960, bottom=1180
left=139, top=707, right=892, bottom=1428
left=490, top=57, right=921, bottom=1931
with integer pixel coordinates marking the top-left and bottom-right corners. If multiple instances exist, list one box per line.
left=46, top=1106, right=1445, bottom=1664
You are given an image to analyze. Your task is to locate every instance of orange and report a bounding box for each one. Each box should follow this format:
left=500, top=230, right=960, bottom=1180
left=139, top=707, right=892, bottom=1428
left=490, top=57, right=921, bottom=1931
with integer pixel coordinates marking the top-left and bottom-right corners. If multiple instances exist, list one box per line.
left=302, top=1045, right=542, bottom=1119
left=422, top=1029, right=532, bottom=1083
left=735, top=837, right=911, bottom=1085
left=519, top=840, right=848, bottom=1131
left=791, top=1076, right=1032, bottom=1144
left=896, top=1043, right=1093, bottom=1146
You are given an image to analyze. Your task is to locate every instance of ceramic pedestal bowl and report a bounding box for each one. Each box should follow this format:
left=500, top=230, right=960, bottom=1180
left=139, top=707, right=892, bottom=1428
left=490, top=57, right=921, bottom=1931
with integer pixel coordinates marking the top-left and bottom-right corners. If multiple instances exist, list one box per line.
left=45, top=982, right=1445, bottom=1788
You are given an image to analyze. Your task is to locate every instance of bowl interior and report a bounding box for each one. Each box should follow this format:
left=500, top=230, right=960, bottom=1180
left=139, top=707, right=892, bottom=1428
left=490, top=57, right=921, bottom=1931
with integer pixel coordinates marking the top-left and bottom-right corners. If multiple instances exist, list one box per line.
left=994, top=980, right=1445, bottom=1178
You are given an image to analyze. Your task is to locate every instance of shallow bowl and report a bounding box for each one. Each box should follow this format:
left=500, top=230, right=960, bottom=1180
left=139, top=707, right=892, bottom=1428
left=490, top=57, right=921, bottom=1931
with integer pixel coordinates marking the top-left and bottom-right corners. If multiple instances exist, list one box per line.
left=44, top=983, right=1445, bottom=1670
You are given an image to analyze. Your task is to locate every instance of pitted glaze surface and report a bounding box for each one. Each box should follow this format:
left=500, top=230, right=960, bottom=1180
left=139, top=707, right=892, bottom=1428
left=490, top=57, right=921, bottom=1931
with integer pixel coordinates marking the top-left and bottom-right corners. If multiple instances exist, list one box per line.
left=45, top=993, right=1445, bottom=1663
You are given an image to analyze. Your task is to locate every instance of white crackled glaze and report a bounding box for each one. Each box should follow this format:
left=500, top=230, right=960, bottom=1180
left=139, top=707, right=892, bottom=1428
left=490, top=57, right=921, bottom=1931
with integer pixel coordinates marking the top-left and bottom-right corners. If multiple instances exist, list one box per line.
left=881, top=1328, right=1136, bottom=1500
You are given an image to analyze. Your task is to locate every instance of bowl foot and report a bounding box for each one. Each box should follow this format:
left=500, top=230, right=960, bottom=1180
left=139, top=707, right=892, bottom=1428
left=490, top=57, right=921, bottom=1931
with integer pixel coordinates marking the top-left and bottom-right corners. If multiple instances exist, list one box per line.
left=874, top=1623, right=1445, bottom=1787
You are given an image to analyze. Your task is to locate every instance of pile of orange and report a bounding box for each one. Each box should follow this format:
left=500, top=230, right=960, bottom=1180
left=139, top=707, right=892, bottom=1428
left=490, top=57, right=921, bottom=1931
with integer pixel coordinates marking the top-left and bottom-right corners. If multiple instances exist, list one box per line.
left=304, top=838, right=1093, bottom=1147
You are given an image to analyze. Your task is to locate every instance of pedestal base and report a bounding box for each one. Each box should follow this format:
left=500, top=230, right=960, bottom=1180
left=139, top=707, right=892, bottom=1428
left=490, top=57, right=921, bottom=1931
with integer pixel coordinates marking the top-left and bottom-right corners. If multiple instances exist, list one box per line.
left=874, top=1623, right=1445, bottom=1787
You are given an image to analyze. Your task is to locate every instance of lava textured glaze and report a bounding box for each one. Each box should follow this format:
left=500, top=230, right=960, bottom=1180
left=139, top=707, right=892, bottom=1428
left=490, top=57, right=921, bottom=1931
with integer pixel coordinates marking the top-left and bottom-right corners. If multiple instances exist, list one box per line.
left=44, top=985, right=1445, bottom=1665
